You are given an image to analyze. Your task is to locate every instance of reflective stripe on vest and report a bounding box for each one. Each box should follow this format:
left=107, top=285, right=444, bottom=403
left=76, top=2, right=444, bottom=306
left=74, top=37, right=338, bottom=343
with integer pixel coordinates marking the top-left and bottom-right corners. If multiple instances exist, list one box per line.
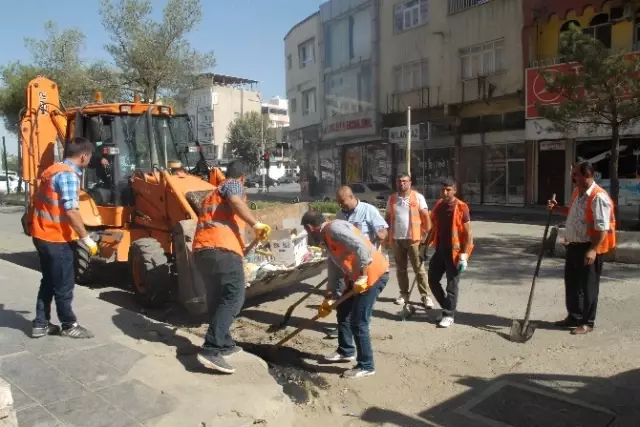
left=388, top=190, right=423, bottom=241
left=192, top=178, right=246, bottom=256
left=569, top=185, right=617, bottom=255
left=429, top=198, right=474, bottom=264
left=323, top=221, right=389, bottom=288
left=30, top=163, right=79, bottom=243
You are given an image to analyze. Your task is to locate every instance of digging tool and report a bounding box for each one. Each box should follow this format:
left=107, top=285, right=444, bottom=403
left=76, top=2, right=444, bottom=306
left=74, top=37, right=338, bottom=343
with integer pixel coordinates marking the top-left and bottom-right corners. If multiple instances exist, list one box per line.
left=509, top=193, right=556, bottom=343
left=278, top=278, right=329, bottom=328
left=271, top=289, right=356, bottom=353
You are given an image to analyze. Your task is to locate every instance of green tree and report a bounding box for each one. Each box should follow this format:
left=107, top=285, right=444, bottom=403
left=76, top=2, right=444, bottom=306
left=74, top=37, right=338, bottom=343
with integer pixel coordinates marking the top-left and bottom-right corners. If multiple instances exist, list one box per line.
left=538, top=24, right=640, bottom=215
left=100, top=0, right=215, bottom=102
left=0, top=63, right=40, bottom=136
left=227, top=111, right=276, bottom=171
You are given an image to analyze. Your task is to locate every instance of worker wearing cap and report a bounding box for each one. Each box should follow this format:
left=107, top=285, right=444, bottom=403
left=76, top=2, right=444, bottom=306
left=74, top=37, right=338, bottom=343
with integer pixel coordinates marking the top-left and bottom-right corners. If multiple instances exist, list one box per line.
left=301, top=210, right=389, bottom=379
left=29, top=137, right=98, bottom=340
left=323, top=186, right=389, bottom=338
left=193, top=160, right=271, bottom=374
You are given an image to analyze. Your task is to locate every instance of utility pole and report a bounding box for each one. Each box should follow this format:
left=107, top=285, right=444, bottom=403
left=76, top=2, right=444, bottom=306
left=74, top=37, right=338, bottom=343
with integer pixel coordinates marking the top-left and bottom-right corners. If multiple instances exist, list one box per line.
left=407, top=106, right=412, bottom=176
left=261, top=112, right=266, bottom=193
left=2, top=136, right=9, bottom=195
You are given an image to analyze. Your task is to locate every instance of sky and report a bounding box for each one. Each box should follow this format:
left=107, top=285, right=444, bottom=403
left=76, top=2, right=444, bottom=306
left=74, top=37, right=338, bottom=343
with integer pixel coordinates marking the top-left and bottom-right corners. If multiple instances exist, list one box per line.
left=0, top=0, right=324, bottom=154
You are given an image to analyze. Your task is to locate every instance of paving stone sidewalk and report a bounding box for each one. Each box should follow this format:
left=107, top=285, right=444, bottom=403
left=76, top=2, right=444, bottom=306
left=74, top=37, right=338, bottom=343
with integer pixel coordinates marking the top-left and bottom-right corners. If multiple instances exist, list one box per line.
left=0, top=259, right=293, bottom=427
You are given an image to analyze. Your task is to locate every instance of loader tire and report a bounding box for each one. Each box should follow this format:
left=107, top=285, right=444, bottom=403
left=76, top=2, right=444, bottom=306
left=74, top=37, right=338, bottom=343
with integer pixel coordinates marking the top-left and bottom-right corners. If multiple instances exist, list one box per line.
left=74, top=243, right=94, bottom=285
left=129, top=238, right=172, bottom=308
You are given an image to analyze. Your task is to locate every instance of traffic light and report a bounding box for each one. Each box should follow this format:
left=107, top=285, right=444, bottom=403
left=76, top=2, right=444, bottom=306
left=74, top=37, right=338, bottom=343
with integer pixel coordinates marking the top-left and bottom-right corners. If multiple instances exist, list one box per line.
left=263, top=153, right=271, bottom=169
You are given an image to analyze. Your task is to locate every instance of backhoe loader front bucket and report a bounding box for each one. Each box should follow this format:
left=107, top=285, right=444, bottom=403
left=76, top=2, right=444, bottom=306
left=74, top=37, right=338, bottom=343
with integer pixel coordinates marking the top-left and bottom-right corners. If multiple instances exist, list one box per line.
left=173, top=219, right=207, bottom=315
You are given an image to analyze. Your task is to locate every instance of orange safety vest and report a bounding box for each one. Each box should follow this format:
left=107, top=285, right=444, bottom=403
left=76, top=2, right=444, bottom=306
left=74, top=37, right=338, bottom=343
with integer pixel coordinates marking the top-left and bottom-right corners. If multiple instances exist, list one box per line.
left=208, top=167, right=225, bottom=187
left=429, top=198, right=474, bottom=264
left=323, top=221, right=389, bottom=289
left=568, top=185, right=616, bottom=254
left=388, top=190, right=428, bottom=241
left=30, top=163, right=80, bottom=243
left=193, top=178, right=246, bottom=257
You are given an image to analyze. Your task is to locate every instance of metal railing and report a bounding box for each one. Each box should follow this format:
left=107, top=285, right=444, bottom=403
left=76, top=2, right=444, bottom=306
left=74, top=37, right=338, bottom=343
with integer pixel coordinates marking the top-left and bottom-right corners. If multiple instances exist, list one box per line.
left=448, top=0, right=492, bottom=15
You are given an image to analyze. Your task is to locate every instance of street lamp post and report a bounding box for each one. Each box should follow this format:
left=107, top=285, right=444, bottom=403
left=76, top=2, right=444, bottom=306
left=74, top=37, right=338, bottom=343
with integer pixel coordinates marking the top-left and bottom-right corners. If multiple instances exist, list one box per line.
left=261, top=111, right=266, bottom=193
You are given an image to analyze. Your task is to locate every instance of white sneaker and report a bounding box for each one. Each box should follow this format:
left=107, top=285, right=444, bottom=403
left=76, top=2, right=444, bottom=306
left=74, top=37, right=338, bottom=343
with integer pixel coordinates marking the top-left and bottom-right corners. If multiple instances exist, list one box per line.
left=422, top=296, right=435, bottom=310
left=324, top=351, right=356, bottom=363
left=394, top=295, right=406, bottom=306
left=438, top=316, right=454, bottom=328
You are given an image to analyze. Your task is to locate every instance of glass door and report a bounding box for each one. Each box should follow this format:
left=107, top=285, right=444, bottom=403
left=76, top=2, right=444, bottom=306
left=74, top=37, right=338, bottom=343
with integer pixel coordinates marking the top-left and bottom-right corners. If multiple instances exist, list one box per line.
left=507, top=159, right=525, bottom=205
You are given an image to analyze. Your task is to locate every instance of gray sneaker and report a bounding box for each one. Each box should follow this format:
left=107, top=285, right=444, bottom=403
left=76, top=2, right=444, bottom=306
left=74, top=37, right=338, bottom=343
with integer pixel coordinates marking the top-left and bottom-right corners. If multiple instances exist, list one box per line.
left=31, top=322, right=61, bottom=338
left=197, top=352, right=236, bottom=374
left=342, top=367, right=375, bottom=379
left=221, top=346, right=243, bottom=358
left=60, top=323, right=94, bottom=339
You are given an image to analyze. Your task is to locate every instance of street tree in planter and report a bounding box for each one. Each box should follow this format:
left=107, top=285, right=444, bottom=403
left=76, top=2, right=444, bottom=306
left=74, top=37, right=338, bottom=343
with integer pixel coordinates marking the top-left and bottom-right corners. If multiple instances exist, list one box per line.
left=227, top=111, right=276, bottom=172
left=537, top=24, right=640, bottom=217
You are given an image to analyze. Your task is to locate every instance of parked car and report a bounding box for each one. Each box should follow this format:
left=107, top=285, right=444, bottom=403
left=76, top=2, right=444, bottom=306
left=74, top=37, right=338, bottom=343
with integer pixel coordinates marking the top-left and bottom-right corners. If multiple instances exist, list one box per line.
left=245, top=175, right=279, bottom=188
left=322, top=181, right=392, bottom=208
left=277, top=175, right=297, bottom=184
left=0, top=175, right=20, bottom=193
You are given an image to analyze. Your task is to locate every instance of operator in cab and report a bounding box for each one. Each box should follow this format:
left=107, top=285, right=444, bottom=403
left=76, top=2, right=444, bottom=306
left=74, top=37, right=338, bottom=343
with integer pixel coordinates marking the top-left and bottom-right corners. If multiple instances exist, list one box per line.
left=192, top=160, right=271, bottom=374
left=30, top=137, right=99, bottom=340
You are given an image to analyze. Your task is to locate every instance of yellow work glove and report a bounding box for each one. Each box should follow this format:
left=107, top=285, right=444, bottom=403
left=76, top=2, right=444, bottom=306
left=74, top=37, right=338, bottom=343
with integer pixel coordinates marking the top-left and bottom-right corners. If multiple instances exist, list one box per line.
left=353, top=276, right=369, bottom=294
left=81, top=236, right=99, bottom=257
left=318, top=299, right=332, bottom=318
left=253, top=222, right=272, bottom=241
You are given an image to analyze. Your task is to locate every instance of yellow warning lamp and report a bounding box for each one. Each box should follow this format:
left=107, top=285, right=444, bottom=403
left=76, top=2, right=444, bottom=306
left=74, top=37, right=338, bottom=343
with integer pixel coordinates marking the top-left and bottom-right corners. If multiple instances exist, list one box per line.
left=94, top=90, right=104, bottom=104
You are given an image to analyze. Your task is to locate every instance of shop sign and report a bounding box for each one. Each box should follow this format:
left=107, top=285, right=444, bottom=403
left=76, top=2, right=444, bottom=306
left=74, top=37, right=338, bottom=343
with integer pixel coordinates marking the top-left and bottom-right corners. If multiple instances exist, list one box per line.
left=526, top=118, right=640, bottom=140
left=322, top=113, right=376, bottom=140
left=387, top=123, right=430, bottom=143
left=539, top=141, right=565, bottom=151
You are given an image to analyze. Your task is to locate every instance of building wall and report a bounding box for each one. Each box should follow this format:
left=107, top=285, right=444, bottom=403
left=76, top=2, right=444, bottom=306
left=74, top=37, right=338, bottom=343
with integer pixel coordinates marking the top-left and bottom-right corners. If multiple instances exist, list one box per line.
left=285, top=12, right=322, bottom=132
left=214, top=86, right=261, bottom=159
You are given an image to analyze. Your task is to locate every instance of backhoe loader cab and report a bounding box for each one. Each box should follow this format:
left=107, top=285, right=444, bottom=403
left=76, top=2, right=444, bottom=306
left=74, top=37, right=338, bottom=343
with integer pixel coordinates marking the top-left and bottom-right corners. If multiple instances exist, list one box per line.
left=21, top=77, right=215, bottom=310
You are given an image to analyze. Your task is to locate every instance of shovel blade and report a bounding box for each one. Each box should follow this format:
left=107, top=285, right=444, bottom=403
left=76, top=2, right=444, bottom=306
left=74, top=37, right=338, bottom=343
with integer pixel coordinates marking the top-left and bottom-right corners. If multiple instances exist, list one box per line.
left=509, top=319, right=537, bottom=343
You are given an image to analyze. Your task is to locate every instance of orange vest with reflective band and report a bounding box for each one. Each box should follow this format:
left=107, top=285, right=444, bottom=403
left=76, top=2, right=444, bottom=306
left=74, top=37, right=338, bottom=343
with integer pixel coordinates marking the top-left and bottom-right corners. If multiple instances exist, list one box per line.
left=429, top=198, right=474, bottom=264
left=193, top=179, right=246, bottom=257
left=388, top=190, right=427, bottom=241
left=30, top=163, right=80, bottom=243
left=323, top=221, right=389, bottom=288
left=208, top=168, right=225, bottom=187
left=568, top=185, right=616, bottom=254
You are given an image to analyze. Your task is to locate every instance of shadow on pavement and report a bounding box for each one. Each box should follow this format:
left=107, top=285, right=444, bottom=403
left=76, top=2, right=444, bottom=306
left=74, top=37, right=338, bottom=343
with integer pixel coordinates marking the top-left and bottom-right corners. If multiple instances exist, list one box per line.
left=0, top=303, right=33, bottom=338
left=360, top=369, right=640, bottom=426
left=0, top=251, right=40, bottom=271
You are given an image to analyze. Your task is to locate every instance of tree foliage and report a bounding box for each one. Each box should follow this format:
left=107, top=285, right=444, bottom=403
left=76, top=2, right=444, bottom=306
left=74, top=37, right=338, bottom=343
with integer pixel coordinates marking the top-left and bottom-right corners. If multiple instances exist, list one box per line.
left=227, top=111, right=276, bottom=171
left=99, top=0, right=215, bottom=102
left=537, top=24, right=640, bottom=211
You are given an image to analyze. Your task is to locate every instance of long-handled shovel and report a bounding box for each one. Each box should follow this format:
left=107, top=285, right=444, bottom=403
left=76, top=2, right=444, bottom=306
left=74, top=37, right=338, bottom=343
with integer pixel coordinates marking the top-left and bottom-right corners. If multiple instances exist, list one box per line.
left=277, top=278, right=328, bottom=328
left=270, top=289, right=355, bottom=354
left=509, top=193, right=556, bottom=343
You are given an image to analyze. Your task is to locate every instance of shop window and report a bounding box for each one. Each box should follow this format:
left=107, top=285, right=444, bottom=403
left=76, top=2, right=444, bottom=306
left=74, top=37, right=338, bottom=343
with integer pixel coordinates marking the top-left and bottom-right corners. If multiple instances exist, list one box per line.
left=583, top=14, right=611, bottom=49
left=504, top=111, right=525, bottom=130
left=481, top=114, right=503, bottom=132
left=460, top=145, right=482, bottom=203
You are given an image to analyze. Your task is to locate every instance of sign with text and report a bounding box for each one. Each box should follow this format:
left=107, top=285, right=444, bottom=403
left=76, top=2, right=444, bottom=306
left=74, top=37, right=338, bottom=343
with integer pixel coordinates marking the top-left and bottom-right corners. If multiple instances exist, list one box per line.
left=387, top=123, right=431, bottom=143
left=322, top=112, right=376, bottom=140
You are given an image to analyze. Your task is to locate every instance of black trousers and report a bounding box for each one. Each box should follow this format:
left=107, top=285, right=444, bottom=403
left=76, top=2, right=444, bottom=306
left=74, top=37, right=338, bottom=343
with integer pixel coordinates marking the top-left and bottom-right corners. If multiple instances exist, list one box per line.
left=195, top=248, right=245, bottom=355
left=564, top=243, right=604, bottom=327
left=428, top=248, right=460, bottom=317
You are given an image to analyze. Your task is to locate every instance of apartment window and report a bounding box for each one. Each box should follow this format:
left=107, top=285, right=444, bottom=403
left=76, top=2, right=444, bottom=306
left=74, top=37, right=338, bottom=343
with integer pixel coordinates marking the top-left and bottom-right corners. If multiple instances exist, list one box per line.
left=302, top=89, right=316, bottom=116
left=290, top=98, right=297, bottom=113
left=583, top=14, right=611, bottom=49
left=393, top=59, right=429, bottom=92
left=298, top=39, right=315, bottom=68
left=287, top=54, right=292, bottom=70
left=448, top=0, right=491, bottom=15
left=460, top=39, right=504, bottom=80
left=394, top=0, right=429, bottom=33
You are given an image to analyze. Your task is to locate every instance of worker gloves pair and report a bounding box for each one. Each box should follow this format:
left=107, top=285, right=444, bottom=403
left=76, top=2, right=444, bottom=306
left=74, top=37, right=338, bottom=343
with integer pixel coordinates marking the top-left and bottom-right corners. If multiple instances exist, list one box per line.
left=81, top=235, right=99, bottom=257
left=317, top=276, right=369, bottom=318
left=253, top=222, right=272, bottom=241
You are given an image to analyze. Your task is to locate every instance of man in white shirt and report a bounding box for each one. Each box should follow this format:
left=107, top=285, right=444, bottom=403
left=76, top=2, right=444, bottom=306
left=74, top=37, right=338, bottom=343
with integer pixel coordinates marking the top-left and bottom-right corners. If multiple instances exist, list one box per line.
left=548, top=161, right=616, bottom=335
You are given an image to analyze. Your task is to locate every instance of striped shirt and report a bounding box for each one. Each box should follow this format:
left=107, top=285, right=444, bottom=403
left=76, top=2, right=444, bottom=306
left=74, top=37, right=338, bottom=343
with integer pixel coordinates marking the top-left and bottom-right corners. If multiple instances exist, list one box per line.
left=52, top=160, right=82, bottom=211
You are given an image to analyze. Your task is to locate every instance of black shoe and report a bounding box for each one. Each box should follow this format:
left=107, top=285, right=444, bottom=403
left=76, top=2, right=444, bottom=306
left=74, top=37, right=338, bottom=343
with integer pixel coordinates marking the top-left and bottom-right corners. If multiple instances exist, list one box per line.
left=31, top=322, right=61, bottom=338
left=324, top=327, right=339, bottom=339
left=60, top=323, right=94, bottom=339
left=554, top=317, right=581, bottom=328
left=197, top=352, right=236, bottom=374
left=221, top=346, right=243, bottom=358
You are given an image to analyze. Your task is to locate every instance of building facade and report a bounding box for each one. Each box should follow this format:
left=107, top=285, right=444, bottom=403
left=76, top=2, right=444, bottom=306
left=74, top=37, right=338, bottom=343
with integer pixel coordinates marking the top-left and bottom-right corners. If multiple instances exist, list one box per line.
left=524, top=0, right=640, bottom=211
left=186, top=74, right=261, bottom=162
left=261, top=96, right=297, bottom=179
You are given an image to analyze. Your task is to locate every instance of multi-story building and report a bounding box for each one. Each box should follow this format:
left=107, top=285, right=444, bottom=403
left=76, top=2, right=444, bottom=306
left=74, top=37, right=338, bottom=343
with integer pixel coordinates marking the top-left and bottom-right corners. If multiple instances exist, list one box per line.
left=186, top=74, right=261, bottom=162
left=524, top=0, right=640, bottom=213
left=379, top=0, right=526, bottom=205
left=261, top=96, right=297, bottom=179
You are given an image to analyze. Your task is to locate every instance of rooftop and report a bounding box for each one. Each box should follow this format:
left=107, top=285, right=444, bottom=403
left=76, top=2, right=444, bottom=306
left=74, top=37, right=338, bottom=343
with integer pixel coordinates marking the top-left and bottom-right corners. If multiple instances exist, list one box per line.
left=197, top=73, right=259, bottom=87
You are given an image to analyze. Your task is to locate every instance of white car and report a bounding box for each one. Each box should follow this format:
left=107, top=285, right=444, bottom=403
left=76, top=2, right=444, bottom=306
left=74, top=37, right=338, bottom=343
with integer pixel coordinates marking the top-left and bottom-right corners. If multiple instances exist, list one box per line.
left=323, top=182, right=392, bottom=208
left=0, top=175, right=20, bottom=193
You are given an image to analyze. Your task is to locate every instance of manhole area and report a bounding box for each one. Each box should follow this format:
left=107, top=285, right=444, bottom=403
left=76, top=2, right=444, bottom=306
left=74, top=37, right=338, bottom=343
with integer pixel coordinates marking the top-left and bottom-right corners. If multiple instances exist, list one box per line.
left=467, top=384, right=615, bottom=427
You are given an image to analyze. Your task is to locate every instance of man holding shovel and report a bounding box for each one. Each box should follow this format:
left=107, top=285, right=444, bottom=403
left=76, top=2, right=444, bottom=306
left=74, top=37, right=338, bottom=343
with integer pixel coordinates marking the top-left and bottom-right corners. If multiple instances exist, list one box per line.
left=547, top=161, right=616, bottom=335
left=301, top=211, right=389, bottom=379
left=426, top=178, right=474, bottom=328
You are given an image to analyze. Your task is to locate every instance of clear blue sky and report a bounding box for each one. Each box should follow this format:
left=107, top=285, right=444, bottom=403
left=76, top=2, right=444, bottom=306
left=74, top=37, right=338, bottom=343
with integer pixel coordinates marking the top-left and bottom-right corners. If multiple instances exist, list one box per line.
left=0, top=0, right=323, bottom=154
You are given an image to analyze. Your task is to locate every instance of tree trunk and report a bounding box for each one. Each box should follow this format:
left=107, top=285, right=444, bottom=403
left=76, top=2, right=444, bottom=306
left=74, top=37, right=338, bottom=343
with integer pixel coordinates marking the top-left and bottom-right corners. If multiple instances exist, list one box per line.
left=610, top=122, right=620, bottom=220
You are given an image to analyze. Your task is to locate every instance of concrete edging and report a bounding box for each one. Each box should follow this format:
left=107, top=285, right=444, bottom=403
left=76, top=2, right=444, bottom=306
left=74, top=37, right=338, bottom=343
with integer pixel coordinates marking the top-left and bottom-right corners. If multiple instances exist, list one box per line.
left=550, top=226, right=640, bottom=264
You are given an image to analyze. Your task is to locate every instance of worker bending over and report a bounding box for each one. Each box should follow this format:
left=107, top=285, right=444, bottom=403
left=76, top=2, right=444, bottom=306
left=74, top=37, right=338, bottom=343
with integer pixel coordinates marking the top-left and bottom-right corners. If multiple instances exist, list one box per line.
left=193, top=160, right=271, bottom=374
left=30, top=137, right=98, bottom=339
left=427, top=178, right=474, bottom=328
left=386, top=173, right=434, bottom=310
left=301, top=211, right=389, bottom=379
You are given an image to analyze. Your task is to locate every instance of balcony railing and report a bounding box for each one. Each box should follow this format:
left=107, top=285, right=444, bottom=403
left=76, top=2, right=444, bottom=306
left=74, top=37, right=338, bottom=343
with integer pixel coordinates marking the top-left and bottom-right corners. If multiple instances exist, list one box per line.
left=529, top=44, right=640, bottom=68
left=448, top=0, right=491, bottom=15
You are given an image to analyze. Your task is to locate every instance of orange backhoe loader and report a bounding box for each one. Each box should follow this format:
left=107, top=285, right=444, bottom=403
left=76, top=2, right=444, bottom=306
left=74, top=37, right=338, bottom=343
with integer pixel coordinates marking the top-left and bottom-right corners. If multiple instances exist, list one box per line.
left=19, top=76, right=216, bottom=314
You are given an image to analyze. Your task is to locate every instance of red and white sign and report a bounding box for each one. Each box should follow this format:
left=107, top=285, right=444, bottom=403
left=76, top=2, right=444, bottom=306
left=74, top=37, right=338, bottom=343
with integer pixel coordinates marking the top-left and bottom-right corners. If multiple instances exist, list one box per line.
left=525, top=63, right=581, bottom=119
left=322, top=112, right=376, bottom=140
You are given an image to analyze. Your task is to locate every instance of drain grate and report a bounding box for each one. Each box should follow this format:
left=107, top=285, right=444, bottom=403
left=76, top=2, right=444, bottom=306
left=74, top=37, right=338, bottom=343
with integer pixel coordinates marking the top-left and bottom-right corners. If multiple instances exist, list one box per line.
left=455, top=382, right=616, bottom=427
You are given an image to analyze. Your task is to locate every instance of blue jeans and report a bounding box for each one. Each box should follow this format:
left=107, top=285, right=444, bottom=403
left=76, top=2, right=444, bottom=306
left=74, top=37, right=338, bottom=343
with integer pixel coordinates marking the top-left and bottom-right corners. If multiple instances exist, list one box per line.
left=33, top=238, right=77, bottom=328
left=195, top=248, right=245, bottom=355
left=336, top=272, right=388, bottom=371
